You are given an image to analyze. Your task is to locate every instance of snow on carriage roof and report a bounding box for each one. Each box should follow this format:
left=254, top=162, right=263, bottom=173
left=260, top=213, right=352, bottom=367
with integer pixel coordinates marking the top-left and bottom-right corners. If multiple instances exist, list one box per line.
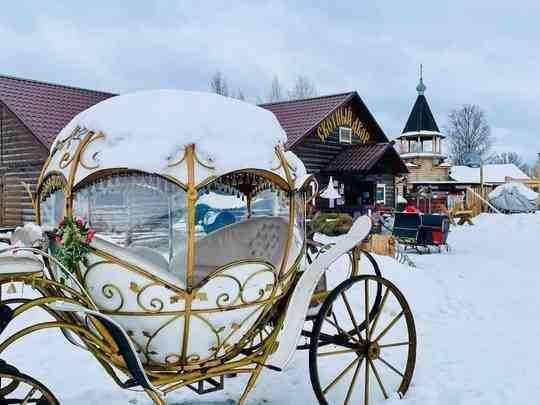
left=450, top=163, right=529, bottom=184
left=54, top=89, right=288, bottom=175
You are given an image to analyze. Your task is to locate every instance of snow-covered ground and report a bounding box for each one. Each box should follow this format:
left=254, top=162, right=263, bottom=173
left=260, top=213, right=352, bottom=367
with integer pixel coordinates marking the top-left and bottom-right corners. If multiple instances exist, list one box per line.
left=2, top=213, right=539, bottom=404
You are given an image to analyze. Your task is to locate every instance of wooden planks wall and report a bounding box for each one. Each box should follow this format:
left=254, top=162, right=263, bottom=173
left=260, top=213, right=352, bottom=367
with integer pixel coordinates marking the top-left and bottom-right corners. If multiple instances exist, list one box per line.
left=0, top=102, right=48, bottom=226
left=292, top=126, right=364, bottom=174
left=406, top=157, right=449, bottom=182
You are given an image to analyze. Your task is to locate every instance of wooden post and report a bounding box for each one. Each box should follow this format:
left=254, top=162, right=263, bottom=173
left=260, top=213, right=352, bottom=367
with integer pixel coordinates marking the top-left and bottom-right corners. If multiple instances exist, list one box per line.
left=480, top=164, right=485, bottom=212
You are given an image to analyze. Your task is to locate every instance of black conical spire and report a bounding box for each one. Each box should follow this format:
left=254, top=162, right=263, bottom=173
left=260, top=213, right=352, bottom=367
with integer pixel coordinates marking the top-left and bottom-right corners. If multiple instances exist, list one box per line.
left=402, top=66, right=439, bottom=133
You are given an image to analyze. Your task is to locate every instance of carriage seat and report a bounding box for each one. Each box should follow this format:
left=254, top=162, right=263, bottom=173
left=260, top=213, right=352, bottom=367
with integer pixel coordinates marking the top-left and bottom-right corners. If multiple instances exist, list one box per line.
left=90, top=236, right=185, bottom=288
left=89, top=216, right=300, bottom=289
left=170, top=216, right=295, bottom=285
left=0, top=256, right=44, bottom=276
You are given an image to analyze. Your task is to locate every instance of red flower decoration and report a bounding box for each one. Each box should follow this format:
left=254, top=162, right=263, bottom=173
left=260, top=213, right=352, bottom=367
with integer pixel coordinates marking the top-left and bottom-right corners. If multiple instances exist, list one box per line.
left=75, top=217, right=85, bottom=227
left=86, top=228, right=96, bottom=243
left=53, top=234, right=63, bottom=245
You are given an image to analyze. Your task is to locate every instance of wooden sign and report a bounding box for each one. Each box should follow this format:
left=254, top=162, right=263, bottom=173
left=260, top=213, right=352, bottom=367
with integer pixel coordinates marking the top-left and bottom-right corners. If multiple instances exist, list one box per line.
left=316, top=107, right=371, bottom=143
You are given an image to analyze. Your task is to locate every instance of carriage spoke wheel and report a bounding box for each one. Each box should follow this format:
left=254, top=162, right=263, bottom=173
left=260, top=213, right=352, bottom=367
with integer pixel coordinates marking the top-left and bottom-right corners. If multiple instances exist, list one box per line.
left=0, top=365, right=59, bottom=405
left=309, top=275, right=416, bottom=405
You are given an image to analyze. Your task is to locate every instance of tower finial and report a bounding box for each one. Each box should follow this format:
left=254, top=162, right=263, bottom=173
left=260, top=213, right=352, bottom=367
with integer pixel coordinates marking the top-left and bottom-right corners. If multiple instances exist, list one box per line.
left=416, top=64, right=426, bottom=95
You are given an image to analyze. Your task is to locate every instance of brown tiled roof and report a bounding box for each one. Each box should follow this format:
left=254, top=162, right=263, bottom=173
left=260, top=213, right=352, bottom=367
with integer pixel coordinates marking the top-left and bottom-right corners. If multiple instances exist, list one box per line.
left=0, top=74, right=116, bottom=148
left=325, top=143, right=407, bottom=173
left=260, top=92, right=355, bottom=148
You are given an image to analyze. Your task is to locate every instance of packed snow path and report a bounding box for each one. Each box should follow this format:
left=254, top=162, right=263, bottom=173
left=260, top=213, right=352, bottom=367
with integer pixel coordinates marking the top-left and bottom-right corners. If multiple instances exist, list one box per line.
left=2, top=214, right=538, bottom=404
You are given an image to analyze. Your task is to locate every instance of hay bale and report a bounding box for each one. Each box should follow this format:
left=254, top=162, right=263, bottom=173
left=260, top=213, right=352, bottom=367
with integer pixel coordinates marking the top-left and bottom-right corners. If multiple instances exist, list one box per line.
left=361, top=234, right=396, bottom=257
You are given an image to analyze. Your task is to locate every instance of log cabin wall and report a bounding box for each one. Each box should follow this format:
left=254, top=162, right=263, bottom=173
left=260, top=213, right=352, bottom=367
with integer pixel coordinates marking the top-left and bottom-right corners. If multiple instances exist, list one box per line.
left=287, top=98, right=405, bottom=211
left=292, top=126, right=363, bottom=173
left=288, top=98, right=388, bottom=174
left=0, top=102, right=48, bottom=226
left=406, top=157, right=449, bottom=182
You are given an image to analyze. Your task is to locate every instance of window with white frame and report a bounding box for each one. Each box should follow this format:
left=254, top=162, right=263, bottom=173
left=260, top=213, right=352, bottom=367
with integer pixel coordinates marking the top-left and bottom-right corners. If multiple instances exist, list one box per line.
left=339, top=127, right=352, bottom=144
left=376, top=183, right=386, bottom=205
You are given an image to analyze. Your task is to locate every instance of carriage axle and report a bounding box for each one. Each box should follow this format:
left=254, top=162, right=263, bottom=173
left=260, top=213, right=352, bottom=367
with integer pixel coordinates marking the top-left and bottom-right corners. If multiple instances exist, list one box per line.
left=186, top=375, right=225, bottom=395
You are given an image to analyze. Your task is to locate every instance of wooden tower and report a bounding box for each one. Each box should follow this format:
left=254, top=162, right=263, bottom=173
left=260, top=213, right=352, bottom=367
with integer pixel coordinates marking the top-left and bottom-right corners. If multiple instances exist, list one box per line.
left=397, top=68, right=450, bottom=188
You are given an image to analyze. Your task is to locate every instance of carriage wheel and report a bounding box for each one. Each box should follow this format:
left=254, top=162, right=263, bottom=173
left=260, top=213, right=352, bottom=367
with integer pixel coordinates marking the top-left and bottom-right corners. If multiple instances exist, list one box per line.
left=309, top=275, right=416, bottom=405
left=354, top=252, right=382, bottom=333
left=0, top=362, right=59, bottom=404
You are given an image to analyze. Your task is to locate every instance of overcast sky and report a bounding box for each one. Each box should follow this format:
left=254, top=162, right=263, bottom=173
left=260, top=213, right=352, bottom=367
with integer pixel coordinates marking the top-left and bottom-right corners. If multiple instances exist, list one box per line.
left=1, top=1, right=538, bottom=163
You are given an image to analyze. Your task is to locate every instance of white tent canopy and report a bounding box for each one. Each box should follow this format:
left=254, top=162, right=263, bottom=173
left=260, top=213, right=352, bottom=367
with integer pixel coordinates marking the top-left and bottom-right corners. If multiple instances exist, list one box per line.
left=488, top=182, right=538, bottom=213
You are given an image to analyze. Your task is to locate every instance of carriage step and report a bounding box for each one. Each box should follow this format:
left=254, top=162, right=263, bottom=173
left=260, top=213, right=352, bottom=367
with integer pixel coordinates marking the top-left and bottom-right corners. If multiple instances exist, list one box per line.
left=186, top=375, right=224, bottom=395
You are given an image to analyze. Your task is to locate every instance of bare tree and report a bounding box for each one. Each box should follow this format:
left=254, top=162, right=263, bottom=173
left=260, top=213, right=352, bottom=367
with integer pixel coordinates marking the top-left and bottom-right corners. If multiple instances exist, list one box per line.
left=210, top=71, right=229, bottom=96
left=489, top=151, right=531, bottom=173
left=288, top=75, right=317, bottom=100
left=445, top=104, right=492, bottom=165
left=233, top=88, right=246, bottom=101
left=268, top=75, right=284, bottom=102
left=489, top=151, right=524, bottom=166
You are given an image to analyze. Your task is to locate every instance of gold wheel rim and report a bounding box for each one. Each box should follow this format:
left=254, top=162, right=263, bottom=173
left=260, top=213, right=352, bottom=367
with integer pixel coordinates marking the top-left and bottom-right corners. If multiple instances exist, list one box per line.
left=313, top=275, right=416, bottom=405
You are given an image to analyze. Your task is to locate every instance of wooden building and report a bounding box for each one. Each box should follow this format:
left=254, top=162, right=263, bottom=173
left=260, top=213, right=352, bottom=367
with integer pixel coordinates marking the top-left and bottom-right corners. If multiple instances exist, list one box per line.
left=396, top=74, right=534, bottom=214
left=0, top=75, right=114, bottom=226
left=261, top=92, right=407, bottom=215
left=397, top=74, right=451, bottom=186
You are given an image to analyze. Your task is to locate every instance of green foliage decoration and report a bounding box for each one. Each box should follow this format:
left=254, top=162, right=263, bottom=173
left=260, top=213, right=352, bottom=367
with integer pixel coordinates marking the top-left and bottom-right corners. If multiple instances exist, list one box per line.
left=51, top=216, right=96, bottom=274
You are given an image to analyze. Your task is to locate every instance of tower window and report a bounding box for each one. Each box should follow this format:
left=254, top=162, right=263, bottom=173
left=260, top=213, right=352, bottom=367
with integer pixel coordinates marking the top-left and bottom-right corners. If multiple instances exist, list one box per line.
left=339, top=127, right=352, bottom=144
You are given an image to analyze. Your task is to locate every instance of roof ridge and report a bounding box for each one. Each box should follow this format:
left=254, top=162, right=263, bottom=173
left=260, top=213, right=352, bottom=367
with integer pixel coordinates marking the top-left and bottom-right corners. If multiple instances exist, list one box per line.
left=258, top=91, right=355, bottom=106
left=0, top=73, right=116, bottom=97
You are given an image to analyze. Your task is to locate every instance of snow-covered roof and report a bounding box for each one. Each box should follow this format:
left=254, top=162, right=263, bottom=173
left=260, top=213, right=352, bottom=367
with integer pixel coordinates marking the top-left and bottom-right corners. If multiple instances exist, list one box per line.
left=44, top=90, right=306, bottom=188
left=450, top=164, right=530, bottom=184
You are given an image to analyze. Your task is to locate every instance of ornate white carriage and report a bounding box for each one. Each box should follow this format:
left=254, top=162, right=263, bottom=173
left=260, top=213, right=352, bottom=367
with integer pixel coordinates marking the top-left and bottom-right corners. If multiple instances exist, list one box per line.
left=0, top=90, right=416, bottom=405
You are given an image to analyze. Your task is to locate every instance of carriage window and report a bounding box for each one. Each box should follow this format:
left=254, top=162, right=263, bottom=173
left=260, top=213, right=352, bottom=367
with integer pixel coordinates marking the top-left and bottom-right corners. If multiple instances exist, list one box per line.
left=40, top=188, right=65, bottom=227
left=288, top=191, right=306, bottom=267
left=189, top=173, right=290, bottom=285
left=73, top=173, right=186, bottom=270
